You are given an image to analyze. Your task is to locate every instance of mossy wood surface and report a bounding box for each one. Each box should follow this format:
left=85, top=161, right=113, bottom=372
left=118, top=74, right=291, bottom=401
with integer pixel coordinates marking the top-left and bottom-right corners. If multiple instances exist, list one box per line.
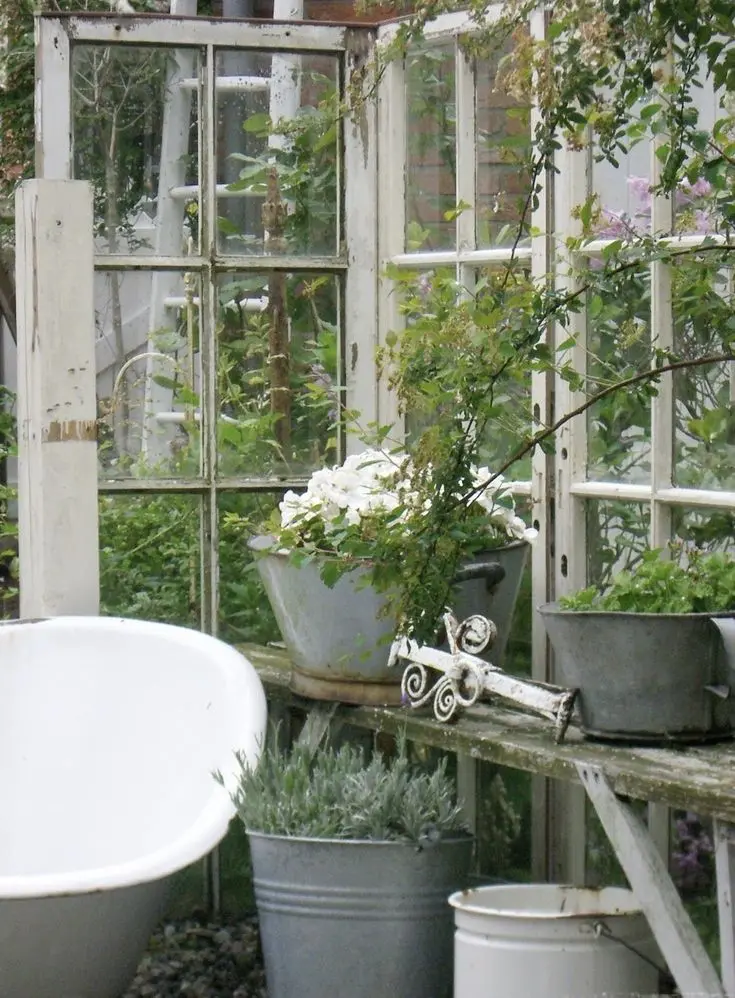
left=242, top=642, right=735, bottom=822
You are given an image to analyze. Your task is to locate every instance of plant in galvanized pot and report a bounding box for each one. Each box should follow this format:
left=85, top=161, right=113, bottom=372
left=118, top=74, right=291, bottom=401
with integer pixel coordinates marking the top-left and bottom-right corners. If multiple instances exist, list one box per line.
left=219, top=736, right=474, bottom=998
left=538, top=547, right=735, bottom=744
left=247, top=448, right=536, bottom=704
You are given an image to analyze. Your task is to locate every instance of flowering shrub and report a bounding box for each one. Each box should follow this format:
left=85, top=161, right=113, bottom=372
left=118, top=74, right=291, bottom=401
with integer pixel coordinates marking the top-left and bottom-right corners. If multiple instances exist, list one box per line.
left=596, top=175, right=716, bottom=240
left=672, top=812, right=714, bottom=895
left=271, top=448, right=537, bottom=561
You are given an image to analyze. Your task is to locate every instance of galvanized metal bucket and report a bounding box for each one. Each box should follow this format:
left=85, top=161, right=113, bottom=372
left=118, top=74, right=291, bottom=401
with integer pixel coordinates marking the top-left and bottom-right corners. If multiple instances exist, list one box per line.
left=538, top=604, right=735, bottom=743
left=250, top=536, right=529, bottom=704
left=450, top=884, right=659, bottom=998
left=453, top=540, right=529, bottom=665
left=249, top=536, right=400, bottom=705
left=249, top=832, right=474, bottom=998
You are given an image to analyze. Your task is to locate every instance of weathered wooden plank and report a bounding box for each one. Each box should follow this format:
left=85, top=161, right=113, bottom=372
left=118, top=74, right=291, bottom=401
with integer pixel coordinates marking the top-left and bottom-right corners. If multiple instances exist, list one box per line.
left=716, top=820, right=735, bottom=997
left=16, top=181, right=99, bottom=617
left=579, top=764, right=724, bottom=998
left=242, top=643, right=735, bottom=822
left=297, top=703, right=341, bottom=753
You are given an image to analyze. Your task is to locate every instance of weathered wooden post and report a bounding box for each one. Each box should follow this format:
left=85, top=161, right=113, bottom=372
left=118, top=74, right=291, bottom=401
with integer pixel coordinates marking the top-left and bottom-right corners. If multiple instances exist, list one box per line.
left=16, top=179, right=99, bottom=617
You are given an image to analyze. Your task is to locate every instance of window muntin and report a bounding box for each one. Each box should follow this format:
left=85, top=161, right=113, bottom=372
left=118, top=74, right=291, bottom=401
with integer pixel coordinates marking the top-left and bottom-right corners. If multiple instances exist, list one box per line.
left=40, top=14, right=369, bottom=649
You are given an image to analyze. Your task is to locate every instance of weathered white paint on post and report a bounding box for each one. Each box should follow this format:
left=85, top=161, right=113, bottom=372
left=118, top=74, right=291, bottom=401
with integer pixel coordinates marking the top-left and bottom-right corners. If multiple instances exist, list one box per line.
left=715, top=819, right=735, bottom=996
left=579, top=764, right=724, bottom=998
left=344, top=32, right=379, bottom=454
left=35, top=17, right=72, bottom=180
left=16, top=181, right=100, bottom=617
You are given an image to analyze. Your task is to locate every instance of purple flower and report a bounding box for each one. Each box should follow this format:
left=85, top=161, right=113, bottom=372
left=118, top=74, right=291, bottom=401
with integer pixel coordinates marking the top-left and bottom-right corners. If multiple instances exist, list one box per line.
left=628, top=175, right=652, bottom=203
left=596, top=209, right=631, bottom=239
left=418, top=273, right=433, bottom=299
left=693, top=209, right=713, bottom=234
left=684, top=177, right=712, bottom=198
left=308, top=363, right=339, bottom=421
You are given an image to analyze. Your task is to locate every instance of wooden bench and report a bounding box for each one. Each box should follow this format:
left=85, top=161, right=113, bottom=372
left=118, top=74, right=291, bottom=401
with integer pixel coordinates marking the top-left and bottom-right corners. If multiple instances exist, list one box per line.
left=245, top=642, right=735, bottom=998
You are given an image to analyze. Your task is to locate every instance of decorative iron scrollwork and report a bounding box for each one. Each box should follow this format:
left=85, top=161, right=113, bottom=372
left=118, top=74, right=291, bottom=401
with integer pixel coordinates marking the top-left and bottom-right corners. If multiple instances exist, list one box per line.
left=389, top=611, right=578, bottom=743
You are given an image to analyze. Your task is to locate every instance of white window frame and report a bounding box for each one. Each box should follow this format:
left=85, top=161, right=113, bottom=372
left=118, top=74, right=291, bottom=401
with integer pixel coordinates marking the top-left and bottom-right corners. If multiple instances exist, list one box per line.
left=36, top=11, right=378, bottom=638
left=375, top=6, right=554, bottom=877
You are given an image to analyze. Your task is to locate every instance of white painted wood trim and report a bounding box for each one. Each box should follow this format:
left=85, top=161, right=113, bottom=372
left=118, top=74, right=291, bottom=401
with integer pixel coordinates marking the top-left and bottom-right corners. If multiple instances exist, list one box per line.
left=39, top=15, right=354, bottom=51
left=375, top=57, right=405, bottom=439
left=35, top=17, right=72, bottom=179
left=579, top=764, right=725, bottom=998
left=569, top=481, right=735, bottom=509
left=553, top=139, right=589, bottom=598
left=716, top=819, right=735, bottom=997
left=344, top=41, right=379, bottom=454
left=389, top=247, right=533, bottom=268
left=16, top=181, right=100, bottom=618
left=376, top=5, right=502, bottom=45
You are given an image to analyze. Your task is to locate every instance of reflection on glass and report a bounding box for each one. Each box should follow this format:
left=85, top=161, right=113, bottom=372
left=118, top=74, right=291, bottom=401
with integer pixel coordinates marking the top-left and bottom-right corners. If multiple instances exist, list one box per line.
left=476, top=765, right=529, bottom=879
left=673, top=258, right=735, bottom=491
left=218, top=493, right=282, bottom=646
left=475, top=265, right=532, bottom=479
left=405, top=45, right=456, bottom=252
left=585, top=265, right=651, bottom=484
left=215, top=271, right=340, bottom=477
left=99, top=492, right=200, bottom=627
left=399, top=266, right=532, bottom=478
left=672, top=507, right=735, bottom=555
left=675, top=56, right=725, bottom=237
left=586, top=500, right=650, bottom=589
left=216, top=50, right=339, bottom=256
left=96, top=270, right=202, bottom=480
left=72, top=45, right=199, bottom=255
left=475, top=52, right=531, bottom=248
left=586, top=795, right=641, bottom=887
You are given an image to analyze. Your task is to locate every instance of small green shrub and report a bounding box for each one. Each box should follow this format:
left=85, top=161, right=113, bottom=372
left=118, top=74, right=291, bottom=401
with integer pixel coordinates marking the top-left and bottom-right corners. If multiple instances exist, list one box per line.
left=220, top=738, right=468, bottom=844
left=560, top=548, right=735, bottom=614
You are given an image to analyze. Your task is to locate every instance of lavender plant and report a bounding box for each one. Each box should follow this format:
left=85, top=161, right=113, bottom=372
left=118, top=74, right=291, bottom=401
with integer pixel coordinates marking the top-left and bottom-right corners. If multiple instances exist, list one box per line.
left=219, top=737, right=468, bottom=843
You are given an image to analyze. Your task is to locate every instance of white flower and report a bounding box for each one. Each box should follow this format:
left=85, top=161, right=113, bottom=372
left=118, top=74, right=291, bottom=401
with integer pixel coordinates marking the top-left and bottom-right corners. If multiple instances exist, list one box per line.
left=276, top=449, right=536, bottom=551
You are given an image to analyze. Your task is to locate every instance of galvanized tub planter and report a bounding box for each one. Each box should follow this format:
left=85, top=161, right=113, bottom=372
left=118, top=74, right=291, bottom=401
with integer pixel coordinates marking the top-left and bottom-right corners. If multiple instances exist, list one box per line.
left=248, top=831, right=474, bottom=998
left=449, top=884, right=659, bottom=998
left=453, top=540, right=529, bottom=666
left=250, top=535, right=529, bottom=706
left=249, top=536, right=401, bottom=705
left=538, top=604, right=735, bottom=743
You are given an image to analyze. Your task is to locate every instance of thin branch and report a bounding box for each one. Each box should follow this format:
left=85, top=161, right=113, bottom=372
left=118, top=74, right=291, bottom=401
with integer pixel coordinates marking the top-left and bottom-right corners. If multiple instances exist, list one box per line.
left=467, top=351, right=735, bottom=502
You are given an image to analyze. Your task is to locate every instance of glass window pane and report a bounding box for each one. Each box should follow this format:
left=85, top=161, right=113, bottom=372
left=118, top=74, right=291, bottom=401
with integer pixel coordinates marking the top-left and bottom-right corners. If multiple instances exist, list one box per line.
left=475, top=51, right=531, bottom=249
left=586, top=265, right=651, bottom=484
left=96, top=270, right=203, bottom=480
left=218, top=493, right=282, bottom=645
left=674, top=55, right=725, bottom=237
left=216, top=270, right=341, bottom=477
left=671, top=507, right=735, bottom=554
left=585, top=500, right=651, bottom=589
left=673, top=258, right=735, bottom=491
left=72, top=45, right=200, bottom=256
left=99, top=493, right=201, bottom=627
left=405, top=45, right=456, bottom=252
left=476, top=765, right=530, bottom=881
left=216, top=50, right=339, bottom=257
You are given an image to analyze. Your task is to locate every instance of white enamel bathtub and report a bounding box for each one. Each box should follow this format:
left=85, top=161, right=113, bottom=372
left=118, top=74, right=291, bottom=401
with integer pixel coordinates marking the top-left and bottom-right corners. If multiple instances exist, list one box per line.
left=0, top=616, right=267, bottom=998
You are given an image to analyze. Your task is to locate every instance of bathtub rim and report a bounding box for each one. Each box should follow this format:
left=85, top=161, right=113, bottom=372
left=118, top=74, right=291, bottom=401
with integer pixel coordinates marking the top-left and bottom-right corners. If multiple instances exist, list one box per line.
left=0, top=615, right=267, bottom=899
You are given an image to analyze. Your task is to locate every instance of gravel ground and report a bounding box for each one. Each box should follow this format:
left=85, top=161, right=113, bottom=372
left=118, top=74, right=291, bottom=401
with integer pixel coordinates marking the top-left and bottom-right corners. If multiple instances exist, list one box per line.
left=123, top=918, right=267, bottom=998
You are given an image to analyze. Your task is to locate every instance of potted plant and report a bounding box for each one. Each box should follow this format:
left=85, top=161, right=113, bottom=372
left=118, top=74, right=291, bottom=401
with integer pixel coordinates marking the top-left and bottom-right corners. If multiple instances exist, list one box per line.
left=538, top=547, right=735, bottom=744
left=248, top=448, right=537, bottom=704
left=220, top=735, right=474, bottom=998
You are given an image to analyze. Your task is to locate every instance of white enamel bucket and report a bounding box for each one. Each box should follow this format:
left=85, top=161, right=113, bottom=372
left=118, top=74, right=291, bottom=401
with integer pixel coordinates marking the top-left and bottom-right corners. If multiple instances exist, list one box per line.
left=449, top=884, right=660, bottom=998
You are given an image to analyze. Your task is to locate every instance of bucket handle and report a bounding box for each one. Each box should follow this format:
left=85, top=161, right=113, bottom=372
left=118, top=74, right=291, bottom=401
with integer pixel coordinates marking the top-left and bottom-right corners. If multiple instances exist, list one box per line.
left=594, top=921, right=672, bottom=986
left=705, top=617, right=735, bottom=700
left=452, top=561, right=506, bottom=591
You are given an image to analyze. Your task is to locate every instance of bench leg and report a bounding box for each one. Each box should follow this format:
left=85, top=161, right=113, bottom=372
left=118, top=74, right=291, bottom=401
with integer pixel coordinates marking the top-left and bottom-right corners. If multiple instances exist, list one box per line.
left=577, top=763, right=724, bottom=998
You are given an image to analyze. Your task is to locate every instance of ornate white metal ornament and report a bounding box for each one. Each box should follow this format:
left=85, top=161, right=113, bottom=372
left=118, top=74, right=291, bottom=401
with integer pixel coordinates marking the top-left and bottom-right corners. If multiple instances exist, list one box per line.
left=388, top=611, right=578, bottom=742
